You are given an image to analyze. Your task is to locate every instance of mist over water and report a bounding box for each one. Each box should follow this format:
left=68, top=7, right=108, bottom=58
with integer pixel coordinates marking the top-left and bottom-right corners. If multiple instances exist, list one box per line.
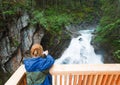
left=55, top=29, right=103, bottom=64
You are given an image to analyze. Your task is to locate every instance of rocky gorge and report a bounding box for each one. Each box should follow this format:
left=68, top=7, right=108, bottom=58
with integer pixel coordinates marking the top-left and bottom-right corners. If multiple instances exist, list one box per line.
left=0, top=12, right=71, bottom=77
left=0, top=13, right=117, bottom=84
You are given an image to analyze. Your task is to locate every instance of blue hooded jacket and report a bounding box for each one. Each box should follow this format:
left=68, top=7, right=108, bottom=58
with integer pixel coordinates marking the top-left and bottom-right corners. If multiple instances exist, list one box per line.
left=24, top=55, right=54, bottom=85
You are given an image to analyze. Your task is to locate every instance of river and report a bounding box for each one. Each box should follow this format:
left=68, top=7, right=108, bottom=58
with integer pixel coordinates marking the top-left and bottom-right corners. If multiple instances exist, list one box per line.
left=55, top=29, right=103, bottom=64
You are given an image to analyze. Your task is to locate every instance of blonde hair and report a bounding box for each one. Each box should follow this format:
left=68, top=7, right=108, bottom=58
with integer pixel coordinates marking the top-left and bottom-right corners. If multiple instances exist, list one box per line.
left=30, top=44, right=44, bottom=57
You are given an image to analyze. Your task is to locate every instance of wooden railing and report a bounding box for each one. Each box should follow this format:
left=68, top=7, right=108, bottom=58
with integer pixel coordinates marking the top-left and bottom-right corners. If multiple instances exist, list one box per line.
left=5, top=64, right=120, bottom=85
left=50, top=64, right=120, bottom=85
left=5, top=65, right=26, bottom=85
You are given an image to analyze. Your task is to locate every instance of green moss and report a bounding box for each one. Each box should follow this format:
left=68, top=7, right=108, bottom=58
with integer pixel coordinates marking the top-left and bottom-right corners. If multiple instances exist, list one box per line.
left=0, top=68, right=11, bottom=85
left=10, top=36, right=20, bottom=47
left=13, top=39, right=19, bottom=47
left=114, top=50, right=120, bottom=62
left=0, top=79, right=2, bottom=85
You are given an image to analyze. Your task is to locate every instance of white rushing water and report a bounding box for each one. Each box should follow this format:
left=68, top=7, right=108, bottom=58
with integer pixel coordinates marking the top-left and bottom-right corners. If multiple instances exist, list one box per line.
left=55, top=29, right=103, bottom=64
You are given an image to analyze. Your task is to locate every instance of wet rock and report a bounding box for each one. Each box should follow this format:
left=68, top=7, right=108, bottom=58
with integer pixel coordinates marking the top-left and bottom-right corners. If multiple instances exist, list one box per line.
left=0, top=32, right=3, bottom=39
left=5, top=49, right=22, bottom=73
left=0, top=37, right=14, bottom=65
left=65, top=25, right=81, bottom=38
left=92, top=38, right=116, bottom=63
left=21, top=26, right=36, bottom=57
left=17, top=13, right=29, bottom=29
left=0, top=13, right=32, bottom=72
left=33, top=27, right=44, bottom=44
left=79, top=38, right=82, bottom=41
left=9, top=13, right=29, bottom=45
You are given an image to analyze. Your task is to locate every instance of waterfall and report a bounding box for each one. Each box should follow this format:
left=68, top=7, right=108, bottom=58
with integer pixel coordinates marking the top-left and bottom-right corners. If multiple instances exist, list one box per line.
left=55, top=29, right=103, bottom=64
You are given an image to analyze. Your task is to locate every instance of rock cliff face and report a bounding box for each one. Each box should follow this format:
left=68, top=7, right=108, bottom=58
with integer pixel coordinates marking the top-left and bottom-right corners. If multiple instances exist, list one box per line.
left=0, top=13, right=45, bottom=73
left=0, top=13, right=71, bottom=73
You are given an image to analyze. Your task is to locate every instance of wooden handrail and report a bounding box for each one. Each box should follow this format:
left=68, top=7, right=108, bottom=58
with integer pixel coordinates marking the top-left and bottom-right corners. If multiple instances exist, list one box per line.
left=50, top=64, right=120, bottom=75
left=5, top=64, right=120, bottom=85
left=50, top=64, right=120, bottom=85
left=5, top=65, right=26, bottom=85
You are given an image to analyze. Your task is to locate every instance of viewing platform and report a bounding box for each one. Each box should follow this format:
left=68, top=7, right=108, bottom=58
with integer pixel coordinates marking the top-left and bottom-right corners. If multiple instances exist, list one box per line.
left=5, top=64, right=120, bottom=85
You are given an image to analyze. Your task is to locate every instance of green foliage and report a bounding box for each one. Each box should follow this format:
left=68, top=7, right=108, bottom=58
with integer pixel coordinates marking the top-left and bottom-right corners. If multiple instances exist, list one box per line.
left=1, top=1, right=24, bottom=16
left=29, top=0, right=101, bottom=46
left=0, top=0, right=101, bottom=31
left=96, top=19, right=120, bottom=37
left=0, top=79, right=2, bottom=85
left=95, top=20, right=120, bottom=48
left=95, top=0, right=120, bottom=61
left=2, top=10, right=15, bottom=15
left=31, top=9, right=72, bottom=34
left=0, top=0, right=34, bottom=30
left=114, top=50, right=120, bottom=59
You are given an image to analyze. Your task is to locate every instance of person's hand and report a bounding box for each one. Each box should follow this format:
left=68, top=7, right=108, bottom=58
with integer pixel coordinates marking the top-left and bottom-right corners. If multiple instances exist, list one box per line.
left=43, top=50, right=48, bottom=56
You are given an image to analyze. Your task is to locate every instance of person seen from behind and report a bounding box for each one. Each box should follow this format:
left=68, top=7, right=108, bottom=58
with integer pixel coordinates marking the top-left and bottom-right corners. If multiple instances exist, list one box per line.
left=24, top=44, right=54, bottom=85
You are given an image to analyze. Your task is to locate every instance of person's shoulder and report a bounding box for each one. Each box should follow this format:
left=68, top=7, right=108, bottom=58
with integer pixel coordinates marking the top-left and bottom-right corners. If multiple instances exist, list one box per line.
left=46, top=54, right=53, bottom=58
left=23, top=57, right=41, bottom=62
left=47, top=54, right=53, bottom=57
left=46, top=55, right=54, bottom=61
left=23, top=57, right=33, bottom=61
